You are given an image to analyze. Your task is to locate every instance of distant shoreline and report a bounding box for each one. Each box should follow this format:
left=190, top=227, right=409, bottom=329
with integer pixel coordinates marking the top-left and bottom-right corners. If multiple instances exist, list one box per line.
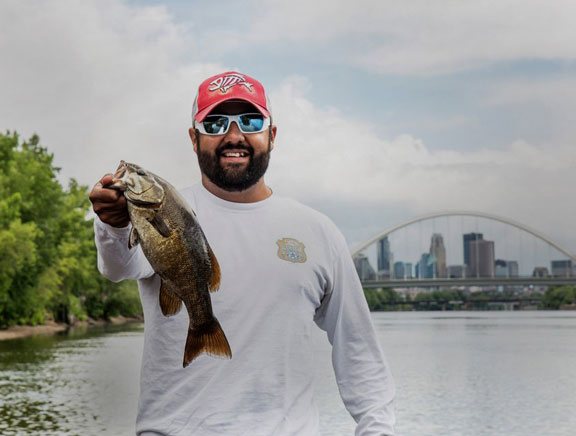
left=0, top=316, right=142, bottom=342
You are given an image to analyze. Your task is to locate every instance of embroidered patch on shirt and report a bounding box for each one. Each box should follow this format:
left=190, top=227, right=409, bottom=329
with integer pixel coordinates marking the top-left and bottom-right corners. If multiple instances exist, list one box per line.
left=276, top=238, right=307, bottom=263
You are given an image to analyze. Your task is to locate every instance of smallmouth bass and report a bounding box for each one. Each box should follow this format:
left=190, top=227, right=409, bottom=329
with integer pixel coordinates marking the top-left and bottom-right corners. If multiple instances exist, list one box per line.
left=107, top=161, right=232, bottom=367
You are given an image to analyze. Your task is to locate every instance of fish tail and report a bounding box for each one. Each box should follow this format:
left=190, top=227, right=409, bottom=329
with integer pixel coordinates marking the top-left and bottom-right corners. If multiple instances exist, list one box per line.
left=183, top=318, right=232, bottom=367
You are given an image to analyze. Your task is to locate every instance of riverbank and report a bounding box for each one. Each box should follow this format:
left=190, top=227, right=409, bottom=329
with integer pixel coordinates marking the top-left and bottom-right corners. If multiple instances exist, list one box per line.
left=0, top=316, right=142, bottom=341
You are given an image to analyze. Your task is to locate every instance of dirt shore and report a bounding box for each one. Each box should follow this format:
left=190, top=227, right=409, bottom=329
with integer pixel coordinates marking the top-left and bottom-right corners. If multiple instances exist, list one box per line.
left=0, top=316, right=142, bottom=341
left=0, top=321, right=67, bottom=341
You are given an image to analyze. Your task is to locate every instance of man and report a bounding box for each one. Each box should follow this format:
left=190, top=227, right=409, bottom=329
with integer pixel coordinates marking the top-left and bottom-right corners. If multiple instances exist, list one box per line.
left=90, top=71, right=396, bottom=436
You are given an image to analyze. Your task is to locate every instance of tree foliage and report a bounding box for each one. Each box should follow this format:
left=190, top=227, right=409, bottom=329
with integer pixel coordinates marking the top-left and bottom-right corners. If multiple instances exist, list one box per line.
left=364, top=288, right=412, bottom=311
left=0, top=132, right=141, bottom=327
left=542, top=285, right=576, bottom=309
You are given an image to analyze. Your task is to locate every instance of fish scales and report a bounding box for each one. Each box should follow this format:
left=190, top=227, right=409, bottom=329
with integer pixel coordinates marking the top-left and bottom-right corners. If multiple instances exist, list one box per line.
left=107, top=161, right=231, bottom=367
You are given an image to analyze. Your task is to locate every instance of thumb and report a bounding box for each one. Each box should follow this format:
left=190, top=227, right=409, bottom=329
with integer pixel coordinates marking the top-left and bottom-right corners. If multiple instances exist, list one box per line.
left=100, top=173, right=114, bottom=187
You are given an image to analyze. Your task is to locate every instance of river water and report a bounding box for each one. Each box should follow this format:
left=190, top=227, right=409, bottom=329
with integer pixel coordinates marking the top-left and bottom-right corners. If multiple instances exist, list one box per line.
left=1, top=311, right=575, bottom=436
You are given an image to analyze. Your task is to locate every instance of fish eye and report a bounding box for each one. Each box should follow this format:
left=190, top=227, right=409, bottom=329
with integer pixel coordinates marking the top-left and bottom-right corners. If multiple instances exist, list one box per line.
left=137, top=169, right=146, bottom=176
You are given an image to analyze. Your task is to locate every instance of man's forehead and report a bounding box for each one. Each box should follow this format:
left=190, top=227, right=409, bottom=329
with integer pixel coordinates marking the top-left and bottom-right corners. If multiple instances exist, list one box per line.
left=209, top=100, right=258, bottom=115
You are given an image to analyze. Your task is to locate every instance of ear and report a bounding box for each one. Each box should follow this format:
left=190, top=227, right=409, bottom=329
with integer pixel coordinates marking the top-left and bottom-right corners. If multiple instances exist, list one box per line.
left=269, top=125, right=277, bottom=151
left=189, top=127, right=198, bottom=153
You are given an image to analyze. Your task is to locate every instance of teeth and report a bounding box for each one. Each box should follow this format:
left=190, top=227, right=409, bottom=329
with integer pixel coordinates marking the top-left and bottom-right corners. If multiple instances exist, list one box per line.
left=223, top=152, right=247, bottom=157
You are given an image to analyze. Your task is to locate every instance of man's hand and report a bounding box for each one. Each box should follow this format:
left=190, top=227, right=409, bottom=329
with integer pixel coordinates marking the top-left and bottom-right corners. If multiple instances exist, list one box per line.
left=89, top=174, right=130, bottom=228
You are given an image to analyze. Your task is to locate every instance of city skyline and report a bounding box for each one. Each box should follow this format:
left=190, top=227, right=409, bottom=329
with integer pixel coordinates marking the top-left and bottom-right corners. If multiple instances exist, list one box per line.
left=355, top=215, right=574, bottom=281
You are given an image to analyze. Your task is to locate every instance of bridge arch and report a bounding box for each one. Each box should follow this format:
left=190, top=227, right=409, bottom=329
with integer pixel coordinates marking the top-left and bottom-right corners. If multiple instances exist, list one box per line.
left=352, top=210, right=576, bottom=262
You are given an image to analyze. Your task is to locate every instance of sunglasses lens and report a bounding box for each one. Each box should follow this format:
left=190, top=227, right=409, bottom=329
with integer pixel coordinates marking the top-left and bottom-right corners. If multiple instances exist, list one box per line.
left=238, top=114, right=265, bottom=133
left=199, top=113, right=267, bottom=135
left=202, top=116, right=229, bottom=134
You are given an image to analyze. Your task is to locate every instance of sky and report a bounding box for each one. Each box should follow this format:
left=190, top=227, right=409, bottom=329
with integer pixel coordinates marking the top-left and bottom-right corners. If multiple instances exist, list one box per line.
left=1, top=0, right=575, bottom=257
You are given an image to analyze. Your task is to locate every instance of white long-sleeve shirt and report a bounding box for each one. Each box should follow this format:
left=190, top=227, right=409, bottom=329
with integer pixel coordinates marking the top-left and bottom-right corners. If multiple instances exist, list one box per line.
left=94, top=183, right=395, bottom=436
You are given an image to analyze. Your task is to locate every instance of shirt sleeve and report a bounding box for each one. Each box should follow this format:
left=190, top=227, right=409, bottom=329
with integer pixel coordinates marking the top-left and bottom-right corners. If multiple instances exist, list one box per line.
left=94, top=216, right=154, bottom=282
left=314, top=230, right=396, bottom=436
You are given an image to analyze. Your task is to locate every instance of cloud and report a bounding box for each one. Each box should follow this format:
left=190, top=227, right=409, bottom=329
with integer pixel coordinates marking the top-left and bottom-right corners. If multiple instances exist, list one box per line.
left=269, top=76, right=576, bottom=247
left=0, top=0, right=222, bottom=189
left=484, top=76, right=576, bottom=142
left=206, top=0, right=576, bottom=75
left=1, top=0, right=574, bottom=252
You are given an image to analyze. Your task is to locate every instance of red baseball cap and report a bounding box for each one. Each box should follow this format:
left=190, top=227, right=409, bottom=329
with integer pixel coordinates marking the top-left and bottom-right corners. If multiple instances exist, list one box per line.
left=192, top=71, right=271, bottom=122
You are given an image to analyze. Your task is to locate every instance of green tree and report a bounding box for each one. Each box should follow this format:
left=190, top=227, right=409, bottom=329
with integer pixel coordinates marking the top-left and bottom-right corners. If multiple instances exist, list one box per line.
left=0, top=131, right=142, bottom=327
left=364, top=289, right=380, bottom=311
left=363, top=288, right=404, bottom=311
left=0, top=219, right=40, bottom=324
left=542, top=286, right=576, bottom=309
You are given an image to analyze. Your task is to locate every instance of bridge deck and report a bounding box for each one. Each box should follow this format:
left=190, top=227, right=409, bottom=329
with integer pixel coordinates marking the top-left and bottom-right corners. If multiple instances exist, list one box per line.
left=362, top=277, right=576, bottom=288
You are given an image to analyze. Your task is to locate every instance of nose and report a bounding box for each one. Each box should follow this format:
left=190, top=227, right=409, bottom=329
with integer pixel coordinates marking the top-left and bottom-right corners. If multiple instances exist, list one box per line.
left=222, top=120, right=246, bottom=144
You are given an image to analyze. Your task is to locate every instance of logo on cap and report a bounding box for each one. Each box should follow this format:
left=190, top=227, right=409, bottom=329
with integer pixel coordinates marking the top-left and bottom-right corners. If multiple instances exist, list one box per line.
left=208, top=73, right=253, bottom=94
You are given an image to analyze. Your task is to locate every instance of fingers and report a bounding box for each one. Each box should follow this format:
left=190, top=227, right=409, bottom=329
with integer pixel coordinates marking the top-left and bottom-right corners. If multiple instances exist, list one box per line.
left=90, top=172, right=130, bottom=228
left=96, top=201, right=131, bottom=228
left=100, top=174, right=114, bottom=187
left=90, top=174, right=121, bottom=203
left=91, top=186, right=122, bottom=203
left=92, top=195, right=127, bottom=214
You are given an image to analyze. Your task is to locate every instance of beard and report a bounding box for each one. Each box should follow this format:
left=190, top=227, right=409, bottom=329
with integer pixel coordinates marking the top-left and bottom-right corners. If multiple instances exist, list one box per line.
left=196, top=139, right=271, bottom=192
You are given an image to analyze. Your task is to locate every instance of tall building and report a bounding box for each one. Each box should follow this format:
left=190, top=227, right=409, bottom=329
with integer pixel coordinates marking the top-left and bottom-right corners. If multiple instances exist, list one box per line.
left=417, top=252, right=437, bottom=279
left=393, top=261, right=405, bottom=279
left=495, top=259, right=520, bottom=278
left=354, top=253, right=376, bottom=281
left=393, top=262, right=413, bottom=279
left=469, top=239, right=495, bottom=277
left=507, top=260, right=519, bottom=278
left=404, top=262, right=413, bottom=279
left=551, top=260, right=574, bottom=277
left=447, top=264, right=467, bottom=278
left=463, top=233, right=483, bottom=271
left=495, top=259, right=509, bottom=278
left=377, top=237, right=393, bottom=277
left=429, top=233, right=447, bottom=278
left=533, top=267, right=549, bottom=278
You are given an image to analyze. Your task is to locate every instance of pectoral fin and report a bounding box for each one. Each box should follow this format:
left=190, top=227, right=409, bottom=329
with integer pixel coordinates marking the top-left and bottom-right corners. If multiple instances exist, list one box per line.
left=208, top=246, right=221, bottom=293
left=159, top=280, right=182, bottom=316
left=147, top=213, right=172, bottom=238
left=128, top=227, right=140, bottom=249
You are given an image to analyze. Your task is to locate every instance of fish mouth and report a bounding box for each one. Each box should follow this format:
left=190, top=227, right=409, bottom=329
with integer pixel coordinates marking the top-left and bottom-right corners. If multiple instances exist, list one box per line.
left=113, top=160, right=128, bottom=177
left=105, top=161, right=129, bottom=191
left=107, top=178, right=127, bottom=191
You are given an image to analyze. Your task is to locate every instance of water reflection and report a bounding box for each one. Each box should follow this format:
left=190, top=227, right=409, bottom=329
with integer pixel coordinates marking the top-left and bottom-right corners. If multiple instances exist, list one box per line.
left=1, top=313, right=576, bottom=436
left=0, top=323, right=143, bottom=436
left=380, top=311, right=576, bottom=436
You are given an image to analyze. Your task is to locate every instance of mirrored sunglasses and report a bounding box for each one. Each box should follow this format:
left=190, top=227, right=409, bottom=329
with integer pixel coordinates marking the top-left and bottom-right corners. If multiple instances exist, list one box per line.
left=195, top=113, right=270, bottom=135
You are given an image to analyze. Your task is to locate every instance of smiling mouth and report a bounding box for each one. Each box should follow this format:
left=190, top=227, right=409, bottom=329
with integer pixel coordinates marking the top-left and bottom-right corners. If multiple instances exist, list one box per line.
left=221, top=151, right=250, bottom=158
left=220, top=149, right=250, bottom=159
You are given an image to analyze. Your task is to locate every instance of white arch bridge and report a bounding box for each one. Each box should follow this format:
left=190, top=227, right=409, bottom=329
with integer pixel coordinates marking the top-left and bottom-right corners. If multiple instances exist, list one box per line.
left=352, top=211, right=576, bottom=288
